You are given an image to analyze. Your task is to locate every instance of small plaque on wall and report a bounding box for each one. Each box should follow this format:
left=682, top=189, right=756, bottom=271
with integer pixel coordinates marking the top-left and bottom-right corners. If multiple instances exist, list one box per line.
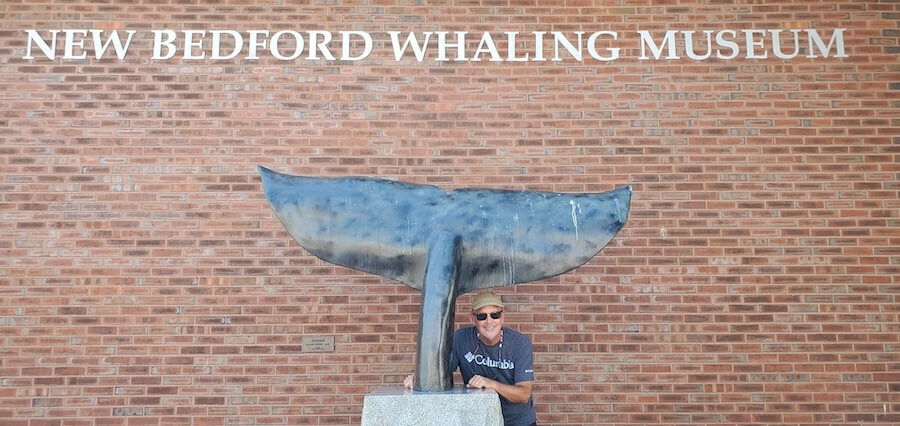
left=302, top=335, right=335, bottom=353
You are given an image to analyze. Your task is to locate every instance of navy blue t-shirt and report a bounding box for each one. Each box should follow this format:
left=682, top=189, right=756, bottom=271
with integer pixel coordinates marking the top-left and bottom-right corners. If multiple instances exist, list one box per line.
left=449, top=326, right=537, bottom=426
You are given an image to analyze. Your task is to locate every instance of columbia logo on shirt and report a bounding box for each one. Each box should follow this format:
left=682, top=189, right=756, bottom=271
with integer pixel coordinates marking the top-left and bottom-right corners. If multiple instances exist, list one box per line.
left=464, top=352, right=515, bottom=370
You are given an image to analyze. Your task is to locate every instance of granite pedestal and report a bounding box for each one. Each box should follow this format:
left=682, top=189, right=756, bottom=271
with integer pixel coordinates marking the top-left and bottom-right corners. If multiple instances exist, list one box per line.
left=361, top=386, right=503, bottom=426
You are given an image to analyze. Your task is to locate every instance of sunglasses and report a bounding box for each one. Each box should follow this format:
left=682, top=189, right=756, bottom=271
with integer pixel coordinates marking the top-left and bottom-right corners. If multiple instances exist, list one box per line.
left=474, top=311, right=502, bottom=321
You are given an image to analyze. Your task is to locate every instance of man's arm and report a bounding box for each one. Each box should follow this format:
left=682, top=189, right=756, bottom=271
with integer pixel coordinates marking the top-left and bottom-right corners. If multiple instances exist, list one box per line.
left=466, top=375, right=533, bottom=404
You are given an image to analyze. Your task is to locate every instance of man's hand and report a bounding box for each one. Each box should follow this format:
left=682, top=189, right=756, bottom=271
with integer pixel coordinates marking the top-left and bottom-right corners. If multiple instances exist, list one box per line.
left=403, top=374, right=414, bottom=389
left=466, top=374, right=495, bottom=390
left=467, top=375, right=533, bottom=404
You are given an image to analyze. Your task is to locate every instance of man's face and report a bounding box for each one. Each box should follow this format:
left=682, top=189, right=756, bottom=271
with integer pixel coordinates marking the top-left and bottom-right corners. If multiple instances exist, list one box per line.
left=471, top=305, right=504, bottom=343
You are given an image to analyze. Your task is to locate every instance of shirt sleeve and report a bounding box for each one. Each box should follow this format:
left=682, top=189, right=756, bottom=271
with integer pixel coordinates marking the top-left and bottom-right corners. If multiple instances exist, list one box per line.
left=514, top=335, right=535, bottom=383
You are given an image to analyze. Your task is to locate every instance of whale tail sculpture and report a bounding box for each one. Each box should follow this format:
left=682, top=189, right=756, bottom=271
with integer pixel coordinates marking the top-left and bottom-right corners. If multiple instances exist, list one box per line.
left=259, top=166, right=631, bottom=391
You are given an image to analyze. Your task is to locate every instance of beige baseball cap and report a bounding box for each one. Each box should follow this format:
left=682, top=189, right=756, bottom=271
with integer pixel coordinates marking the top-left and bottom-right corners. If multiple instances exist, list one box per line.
left=471, top=291, right=504, bottom=311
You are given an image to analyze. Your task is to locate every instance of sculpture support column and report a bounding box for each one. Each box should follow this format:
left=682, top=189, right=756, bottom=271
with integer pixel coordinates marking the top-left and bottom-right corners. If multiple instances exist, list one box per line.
left=414, top=231, right=461, bottom=392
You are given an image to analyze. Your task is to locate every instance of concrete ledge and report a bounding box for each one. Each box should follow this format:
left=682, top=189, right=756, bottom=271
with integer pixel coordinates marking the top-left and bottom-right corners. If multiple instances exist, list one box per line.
left=362, top=386, right=503, bottom=426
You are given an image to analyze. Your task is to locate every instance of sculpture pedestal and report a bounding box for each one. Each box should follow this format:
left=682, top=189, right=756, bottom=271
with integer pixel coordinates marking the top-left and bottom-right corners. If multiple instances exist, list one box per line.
left=361, top=386, right=503, bottom=426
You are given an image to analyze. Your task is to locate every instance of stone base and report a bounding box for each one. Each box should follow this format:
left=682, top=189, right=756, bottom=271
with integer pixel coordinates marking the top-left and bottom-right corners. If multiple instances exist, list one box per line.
left=362, top=386, right=503, bottom=426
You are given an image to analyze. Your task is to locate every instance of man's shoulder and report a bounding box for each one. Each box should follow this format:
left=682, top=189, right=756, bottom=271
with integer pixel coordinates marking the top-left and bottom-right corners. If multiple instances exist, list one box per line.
left=502, top=327, right=533, bottom=346
left=453, top=326, right=475, bottom=339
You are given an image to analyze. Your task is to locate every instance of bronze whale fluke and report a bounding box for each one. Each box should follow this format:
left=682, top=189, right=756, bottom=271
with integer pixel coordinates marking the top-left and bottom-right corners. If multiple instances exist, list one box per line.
left=259, top=166, right=631, bottom=391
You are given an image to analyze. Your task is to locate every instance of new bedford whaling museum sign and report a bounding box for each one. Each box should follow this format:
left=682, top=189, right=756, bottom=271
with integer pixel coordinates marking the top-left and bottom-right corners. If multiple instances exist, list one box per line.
left=22, top=29, right=847, bottom=62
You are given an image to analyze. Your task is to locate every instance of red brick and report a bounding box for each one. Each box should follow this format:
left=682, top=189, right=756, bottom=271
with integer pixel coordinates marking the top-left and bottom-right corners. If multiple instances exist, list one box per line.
left=1, top=3, right=896, bottom=425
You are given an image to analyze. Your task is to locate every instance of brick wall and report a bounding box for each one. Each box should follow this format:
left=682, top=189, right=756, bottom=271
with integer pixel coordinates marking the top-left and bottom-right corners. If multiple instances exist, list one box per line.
left=1, top=1, right=897, bottom=424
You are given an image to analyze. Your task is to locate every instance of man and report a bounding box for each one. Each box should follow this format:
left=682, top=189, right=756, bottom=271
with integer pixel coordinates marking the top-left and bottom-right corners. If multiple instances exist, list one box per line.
left=405, top=291, right=537, bottom=426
